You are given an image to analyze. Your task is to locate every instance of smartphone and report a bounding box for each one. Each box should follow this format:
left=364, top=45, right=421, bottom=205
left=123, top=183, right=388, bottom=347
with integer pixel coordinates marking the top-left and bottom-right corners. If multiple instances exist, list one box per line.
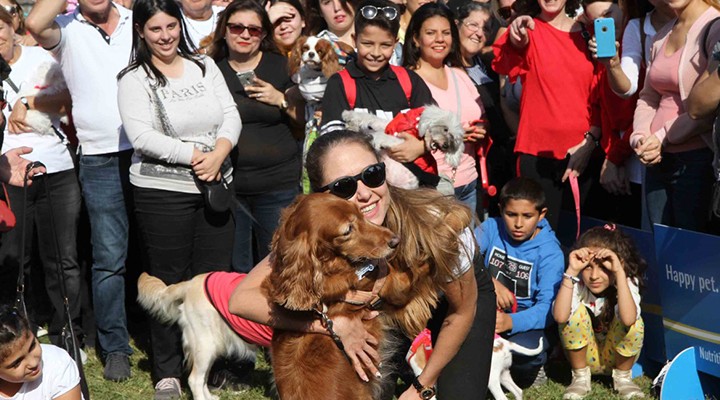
left=594, top=18, right=616, bottom=58
left=236, top=70, right=256, bottom=89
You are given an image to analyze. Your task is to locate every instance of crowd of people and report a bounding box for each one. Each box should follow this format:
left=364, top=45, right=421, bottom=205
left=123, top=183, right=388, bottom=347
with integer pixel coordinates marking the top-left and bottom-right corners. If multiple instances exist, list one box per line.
left=0, top=0, right=719, bottom=397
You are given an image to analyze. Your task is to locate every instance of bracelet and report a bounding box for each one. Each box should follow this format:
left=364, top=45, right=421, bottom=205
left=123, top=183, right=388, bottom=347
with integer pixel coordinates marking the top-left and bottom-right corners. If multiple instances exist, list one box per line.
left=562, top=281, right=574, bottom=290
left=563, top=272, right=580, bottom=284
left=584, top=131, right=600, bottom=147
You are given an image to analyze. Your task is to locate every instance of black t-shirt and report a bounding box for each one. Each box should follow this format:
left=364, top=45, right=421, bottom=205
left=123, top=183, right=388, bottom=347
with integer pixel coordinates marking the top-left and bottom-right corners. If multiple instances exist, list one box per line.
left=320, top=59, right=435, bottom=132
left=218, top=52, right=301, bottom=195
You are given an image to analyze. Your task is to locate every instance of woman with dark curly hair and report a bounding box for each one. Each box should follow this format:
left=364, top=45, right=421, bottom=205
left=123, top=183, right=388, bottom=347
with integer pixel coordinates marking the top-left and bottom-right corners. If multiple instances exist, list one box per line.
left=492, top=0, right=600, bottom=231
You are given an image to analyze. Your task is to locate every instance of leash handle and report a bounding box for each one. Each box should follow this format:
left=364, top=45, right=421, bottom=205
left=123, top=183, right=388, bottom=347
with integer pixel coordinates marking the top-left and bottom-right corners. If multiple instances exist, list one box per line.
left=569, top=174, right=581, bottom=239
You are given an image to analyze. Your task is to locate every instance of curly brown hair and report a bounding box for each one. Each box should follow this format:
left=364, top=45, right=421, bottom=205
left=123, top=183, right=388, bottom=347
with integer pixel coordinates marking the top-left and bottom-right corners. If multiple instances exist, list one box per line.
left=573, top=226, right=647, bottom=330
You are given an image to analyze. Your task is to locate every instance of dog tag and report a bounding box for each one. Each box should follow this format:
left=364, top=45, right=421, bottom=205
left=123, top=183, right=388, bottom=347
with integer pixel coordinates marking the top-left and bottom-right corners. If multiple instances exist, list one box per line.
left=355, top=262, right=376, bottom=280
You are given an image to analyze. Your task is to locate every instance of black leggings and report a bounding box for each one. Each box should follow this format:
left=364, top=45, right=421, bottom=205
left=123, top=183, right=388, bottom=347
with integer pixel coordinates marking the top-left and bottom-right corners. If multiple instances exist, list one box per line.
left=381, top=257, right=496, bottom=399
left=427, top=258, right=496, bottom=398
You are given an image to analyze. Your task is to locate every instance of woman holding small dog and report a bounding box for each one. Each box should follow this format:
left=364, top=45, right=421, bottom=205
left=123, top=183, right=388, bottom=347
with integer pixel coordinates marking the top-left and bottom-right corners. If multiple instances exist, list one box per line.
left=207, top=0, right=304, bottom=274
left=116, top=0, right=241, bottom=396
left=230, top=130, right=496, bottom=399
left=0, top=6, right=83, bottom=349
left=403, top=2, right=486, bottom=213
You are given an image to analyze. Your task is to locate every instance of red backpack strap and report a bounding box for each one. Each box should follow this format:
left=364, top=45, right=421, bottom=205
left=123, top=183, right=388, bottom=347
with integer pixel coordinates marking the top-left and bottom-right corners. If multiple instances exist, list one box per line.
left=390, top=65, right=412, bottom=106
left=339, top=69, right=357, bottom=109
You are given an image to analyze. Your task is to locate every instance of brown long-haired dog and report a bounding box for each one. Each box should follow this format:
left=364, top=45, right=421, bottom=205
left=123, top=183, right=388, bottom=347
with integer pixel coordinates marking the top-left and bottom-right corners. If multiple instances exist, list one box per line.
left=263, top=193, right=402, bottom=400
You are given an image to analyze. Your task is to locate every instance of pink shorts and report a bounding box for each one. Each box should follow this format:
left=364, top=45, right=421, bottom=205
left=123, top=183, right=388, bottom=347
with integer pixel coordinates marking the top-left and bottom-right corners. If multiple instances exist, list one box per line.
left=204, top=271, right=273, bottom=347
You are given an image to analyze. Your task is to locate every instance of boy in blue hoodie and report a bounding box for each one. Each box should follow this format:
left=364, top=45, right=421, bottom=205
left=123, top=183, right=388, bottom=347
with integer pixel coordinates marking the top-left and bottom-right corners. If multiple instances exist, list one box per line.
left=476, top=177, right=564, bottom=384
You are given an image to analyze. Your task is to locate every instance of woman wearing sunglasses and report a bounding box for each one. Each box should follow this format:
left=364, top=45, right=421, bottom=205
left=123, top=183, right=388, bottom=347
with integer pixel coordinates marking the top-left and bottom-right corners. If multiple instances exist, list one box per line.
left=116, top=0, right=241, bottom=396
left=230, top=129, right=495, bottom=400
left=207, top=0, right=304, bottom=275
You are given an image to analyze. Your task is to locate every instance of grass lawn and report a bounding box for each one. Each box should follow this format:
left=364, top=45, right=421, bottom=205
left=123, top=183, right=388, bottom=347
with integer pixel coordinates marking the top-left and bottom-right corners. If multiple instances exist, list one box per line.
left=78, top=338, right=657, bottom=400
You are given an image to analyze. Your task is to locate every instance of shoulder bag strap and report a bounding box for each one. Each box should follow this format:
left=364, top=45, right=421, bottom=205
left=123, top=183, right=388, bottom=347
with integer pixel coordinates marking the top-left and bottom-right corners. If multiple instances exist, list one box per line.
left=339, top=69, right=356, bottom=109
left=389, top=65, right=412, bottom=106
left=702, top=16, right=720, bottom=59
left=639, top=15, right=648, bottom=70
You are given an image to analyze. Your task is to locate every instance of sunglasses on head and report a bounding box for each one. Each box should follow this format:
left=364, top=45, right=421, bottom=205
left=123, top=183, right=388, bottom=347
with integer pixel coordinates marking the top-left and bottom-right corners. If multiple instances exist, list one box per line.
left=360, top=5, right=399, bottom=21
left=497, top=6, right=514, bottom=20
left=226, top=23, right=263, bottom=37
left=317, top=162, right=386, bottom=199
left=2, top=4, right=17, bottom=15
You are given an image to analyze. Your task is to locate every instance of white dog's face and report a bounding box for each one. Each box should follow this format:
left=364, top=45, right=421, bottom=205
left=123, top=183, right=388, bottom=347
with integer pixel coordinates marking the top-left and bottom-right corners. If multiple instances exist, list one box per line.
left=301, top=36, right=333, bottom=70
left=424, top=125, right=458, bottom=153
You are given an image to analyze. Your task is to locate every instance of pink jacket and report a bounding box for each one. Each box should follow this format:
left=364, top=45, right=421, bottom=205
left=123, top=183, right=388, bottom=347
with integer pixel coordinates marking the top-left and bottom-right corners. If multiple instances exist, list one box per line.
left=631, top=7, right=720, bottom=152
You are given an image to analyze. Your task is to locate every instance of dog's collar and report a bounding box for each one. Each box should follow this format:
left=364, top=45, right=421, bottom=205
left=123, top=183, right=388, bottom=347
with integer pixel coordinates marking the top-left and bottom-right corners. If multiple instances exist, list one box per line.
left=342, top=260, right=388, bottom=309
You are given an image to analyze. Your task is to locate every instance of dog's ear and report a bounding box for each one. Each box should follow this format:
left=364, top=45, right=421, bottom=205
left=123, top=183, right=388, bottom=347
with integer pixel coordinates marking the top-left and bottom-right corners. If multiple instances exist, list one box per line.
left=288, top=36, right=307, bottom=77
left=266, top=196, right=322, bottom=311
left=318, top=39, right=341, bottom=78
left=336, top=41, right=355, bottom=58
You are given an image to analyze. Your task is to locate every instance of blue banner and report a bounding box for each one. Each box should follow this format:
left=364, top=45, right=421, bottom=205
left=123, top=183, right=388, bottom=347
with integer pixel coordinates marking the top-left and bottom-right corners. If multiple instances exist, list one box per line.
left=654, top=224, right=720, bottom=378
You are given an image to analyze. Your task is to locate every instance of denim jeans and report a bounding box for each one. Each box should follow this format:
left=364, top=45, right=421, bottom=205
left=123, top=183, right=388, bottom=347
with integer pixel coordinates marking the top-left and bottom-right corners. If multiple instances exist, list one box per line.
left=645, top=148, right=714, bottom=232
left=454, top=180, right=478, bottom=219
left=232, top=187, right=299, bottom=273
left=78, top=150, right=133, bottom=356
left=0, top=170, right=82, bottom=344
left=134, top=187, right=233, bottom=380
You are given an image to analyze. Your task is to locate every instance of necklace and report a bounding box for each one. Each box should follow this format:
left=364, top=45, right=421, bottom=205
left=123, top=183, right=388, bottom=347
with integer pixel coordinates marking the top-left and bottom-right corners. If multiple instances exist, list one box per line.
left=184, top=9, right=216, bottom=41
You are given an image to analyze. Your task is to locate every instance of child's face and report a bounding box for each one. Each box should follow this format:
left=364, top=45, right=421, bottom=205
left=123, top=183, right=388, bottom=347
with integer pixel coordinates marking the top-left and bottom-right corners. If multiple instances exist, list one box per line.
left=355, top=25, right=397, bottom=78
left=413, top=15, right=452, bottom=66
left=0, top=333, right=43, bottom=384
left=580, top=249, right=616, bottom=294
left=501, top=199, right=546, bottom=242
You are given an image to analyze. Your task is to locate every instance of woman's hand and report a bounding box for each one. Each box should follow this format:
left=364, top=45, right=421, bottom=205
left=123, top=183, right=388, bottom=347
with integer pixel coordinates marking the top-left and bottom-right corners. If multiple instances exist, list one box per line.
left=0, top=147, right=45, bottom=186
left=635, top=135, right=662, bottom=165
left=387, top=132, right=426, bottom=162
left=191, top=149, right=225, bottom=182
left=587, top=37, right=621, bottom=68
left=463, top=121, right=487, bottom=142
left=600, top=159, right=630, bottom=195
left=593, top=248, right=624, bottom=275
left=492, top=278, right=515, bottom=310
left=331, top=312, right=381, bottom=382
left=245, top=78, right=285, bottom=108
left=266, top=1, right=297, bottom=24
left=561, top=136, right=595, bottom=182
left=8, top=99, right=32, bottom=134
left=398, top=386, right=424, bottom=400
left=568, top=247, right=595, bottom=276
left=509, top=16, right=534, bottom=48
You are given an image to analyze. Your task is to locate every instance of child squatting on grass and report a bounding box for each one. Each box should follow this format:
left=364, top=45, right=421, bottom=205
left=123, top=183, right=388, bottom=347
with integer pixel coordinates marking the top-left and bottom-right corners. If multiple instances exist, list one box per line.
left=553, top=226, right=647, bottom=400
left=0, top=304, right=83, bottom=400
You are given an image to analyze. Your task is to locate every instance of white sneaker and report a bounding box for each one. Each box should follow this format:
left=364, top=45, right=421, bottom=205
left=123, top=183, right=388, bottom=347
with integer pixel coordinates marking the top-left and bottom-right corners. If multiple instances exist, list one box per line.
left=563, top=366, right=591, bottom=399
left=36, top=327, right=48, bottom=337
left=80, top=349, right=88, bottom=365
left=612, top=369, right=645, bottom=399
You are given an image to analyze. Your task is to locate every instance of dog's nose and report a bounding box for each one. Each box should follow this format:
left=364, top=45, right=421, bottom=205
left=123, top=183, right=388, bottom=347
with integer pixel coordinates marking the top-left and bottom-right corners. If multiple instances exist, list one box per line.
left=388, top=235, right=400, bottom=249
left=308, top=51, right=315, bottom=58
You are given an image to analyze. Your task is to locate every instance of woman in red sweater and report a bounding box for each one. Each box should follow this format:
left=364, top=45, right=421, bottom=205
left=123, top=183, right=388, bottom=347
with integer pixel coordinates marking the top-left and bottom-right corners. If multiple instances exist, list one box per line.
left=492, top=0, right=600, bottom=230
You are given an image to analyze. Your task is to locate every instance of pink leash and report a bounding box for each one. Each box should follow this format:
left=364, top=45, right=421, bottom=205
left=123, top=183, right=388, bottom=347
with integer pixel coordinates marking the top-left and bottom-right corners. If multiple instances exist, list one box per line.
left=569, top=174, right=581, bottom=239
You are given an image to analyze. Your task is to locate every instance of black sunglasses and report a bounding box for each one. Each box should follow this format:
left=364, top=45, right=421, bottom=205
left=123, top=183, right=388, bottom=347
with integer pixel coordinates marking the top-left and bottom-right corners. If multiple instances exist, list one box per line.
left=317, top=162, right=386, bottom=199
left=226, top=23, right=264, bottom=37
left=497, top=5, right=514, bottom=20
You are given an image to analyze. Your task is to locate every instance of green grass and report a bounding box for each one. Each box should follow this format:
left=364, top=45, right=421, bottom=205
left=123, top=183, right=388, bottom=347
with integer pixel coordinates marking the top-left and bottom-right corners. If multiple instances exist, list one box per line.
left=77, top=338, right=657, bottom=400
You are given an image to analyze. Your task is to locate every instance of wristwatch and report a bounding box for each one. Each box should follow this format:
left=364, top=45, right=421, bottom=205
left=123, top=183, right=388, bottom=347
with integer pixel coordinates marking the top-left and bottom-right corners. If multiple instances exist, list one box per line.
left=412, top=376, right=436, bottom=400
left=20, top=97, right=29, bottom=110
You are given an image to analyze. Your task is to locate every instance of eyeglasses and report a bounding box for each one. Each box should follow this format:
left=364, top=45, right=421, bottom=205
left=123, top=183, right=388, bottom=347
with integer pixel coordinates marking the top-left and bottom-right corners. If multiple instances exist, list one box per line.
left=2, top=5, right=17, bottom=16
left=462, top=21, right=482, bottom=32
left=360, top=5, right=398, bottom=21
left=226, top=23, right=263, bottom=37
left=497, top=6, right=514, bottom=20
left=317, top=162, right=386, bottom=199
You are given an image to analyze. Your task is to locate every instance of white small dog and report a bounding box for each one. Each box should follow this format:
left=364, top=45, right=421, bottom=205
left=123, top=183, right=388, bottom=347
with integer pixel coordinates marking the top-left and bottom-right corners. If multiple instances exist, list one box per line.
left=137, top=272, right=259, bottom=400
left=16, top=61, right=69, bottom=136
left=488, top=335, right=544, bottom=400
left=342, top=106, right=464, bottom=191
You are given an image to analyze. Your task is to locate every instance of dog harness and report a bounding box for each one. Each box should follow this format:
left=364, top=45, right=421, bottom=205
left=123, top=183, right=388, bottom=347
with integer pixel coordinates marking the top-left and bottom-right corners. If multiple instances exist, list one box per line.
left=341, top=259, right=389, bottom=309
left=204, top=271, right=273, bottom=347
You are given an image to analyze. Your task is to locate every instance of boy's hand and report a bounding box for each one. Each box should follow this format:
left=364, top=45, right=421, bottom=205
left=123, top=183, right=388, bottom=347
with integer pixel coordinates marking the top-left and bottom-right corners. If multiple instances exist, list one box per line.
left=592, top=248, right=624, bottom=275
left=568, top=247, right=595, bottom=275
left=495, top=311, right=513, bottom=333
left=492, top=278, right=516, bottom=310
